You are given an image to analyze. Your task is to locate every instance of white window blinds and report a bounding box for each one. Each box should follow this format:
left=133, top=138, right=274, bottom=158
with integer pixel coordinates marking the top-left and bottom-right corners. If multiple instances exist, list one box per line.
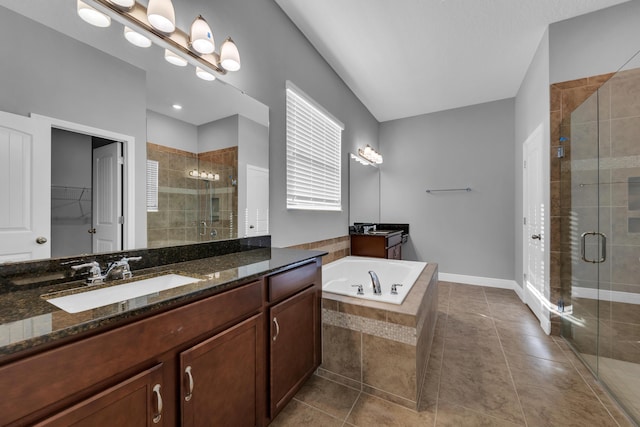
left=146, top=159, right=159, bottom=212
left=286, top=81, right=344, bottom=211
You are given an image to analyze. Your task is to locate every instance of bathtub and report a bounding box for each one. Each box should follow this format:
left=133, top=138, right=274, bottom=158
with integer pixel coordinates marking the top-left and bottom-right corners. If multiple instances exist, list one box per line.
left=322, top=256, right=427, bottom=304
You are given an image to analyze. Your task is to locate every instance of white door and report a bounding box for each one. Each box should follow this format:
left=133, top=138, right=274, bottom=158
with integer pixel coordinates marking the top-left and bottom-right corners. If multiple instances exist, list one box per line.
left=245, top=165, right=269, bottom=236
left=92, top=142, right=122, bottom=253
left=0, top=111, right=50, bottom=262
left=523, top=124, right=545, bottom=324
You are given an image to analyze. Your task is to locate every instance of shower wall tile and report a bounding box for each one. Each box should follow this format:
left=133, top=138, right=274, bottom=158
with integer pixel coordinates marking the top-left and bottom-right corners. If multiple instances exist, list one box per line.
left=610, top=69, right=640, bottom=119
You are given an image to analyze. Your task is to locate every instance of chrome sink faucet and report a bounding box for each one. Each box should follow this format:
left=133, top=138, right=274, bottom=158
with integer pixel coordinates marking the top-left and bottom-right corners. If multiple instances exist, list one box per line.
left=72, top=256, right=142, bottom=285
left=368, top=270, right=382, bottom=295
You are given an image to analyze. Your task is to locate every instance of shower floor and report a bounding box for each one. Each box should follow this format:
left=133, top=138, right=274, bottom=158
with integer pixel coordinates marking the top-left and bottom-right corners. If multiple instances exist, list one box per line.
left=582, top=354, right=640, bottom=422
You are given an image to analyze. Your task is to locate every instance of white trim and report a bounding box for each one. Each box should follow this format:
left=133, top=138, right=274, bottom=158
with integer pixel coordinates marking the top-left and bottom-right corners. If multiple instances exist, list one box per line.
left=31, top=114, right=136, bottom=250
left=573, top=287, right=640, bottom=305
left=438, top=272, right=518, bottom=290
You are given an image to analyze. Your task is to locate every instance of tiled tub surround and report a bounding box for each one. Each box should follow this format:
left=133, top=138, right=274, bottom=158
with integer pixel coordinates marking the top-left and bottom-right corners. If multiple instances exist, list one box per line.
left=0, top=236, right=326, bottom=360
left=288, top=236, right=350, bottom=264
left=319, top=262, right=438, bottom=410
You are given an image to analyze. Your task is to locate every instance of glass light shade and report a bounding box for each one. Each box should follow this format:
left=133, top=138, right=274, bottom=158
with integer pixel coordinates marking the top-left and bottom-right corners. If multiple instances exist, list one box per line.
left=363, top=146, right=372, bottom=156
left=109, top=0, right=135, bottom=8
left=147, top=0, right=175, bottom=33
left=220, top=37, right=241, bottom=71
left=124, top=27, right=151, bottom=48
left=77, top=0, right=111, bottom=28
left=164, top=49, right=188, bottom=67
left=190, top=15, right=215, bottom=54
left=196, top=67, right=216, bottom=81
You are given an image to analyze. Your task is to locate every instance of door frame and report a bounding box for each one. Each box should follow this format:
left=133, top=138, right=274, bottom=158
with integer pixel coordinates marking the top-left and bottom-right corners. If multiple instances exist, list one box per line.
left=33, top=114, right=136, bottom=251
left=522, top=123, right=551, bottom=334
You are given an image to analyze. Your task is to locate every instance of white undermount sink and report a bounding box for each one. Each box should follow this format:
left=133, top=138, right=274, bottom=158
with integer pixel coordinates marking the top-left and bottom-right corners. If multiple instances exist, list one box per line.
left=45, top=274, right=201, bottom=314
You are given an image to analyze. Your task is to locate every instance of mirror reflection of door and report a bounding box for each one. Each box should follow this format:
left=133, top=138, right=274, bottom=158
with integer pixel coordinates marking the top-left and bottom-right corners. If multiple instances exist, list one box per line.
left=51, top=129, right=123, bottom=257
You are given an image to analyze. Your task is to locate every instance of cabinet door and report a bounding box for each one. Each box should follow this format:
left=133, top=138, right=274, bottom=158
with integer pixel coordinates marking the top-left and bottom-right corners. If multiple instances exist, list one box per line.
left=387, top=244, right=402, bottom=260
left=36, top=364, right=164, bottom=427
left=180, top=314, right=263, bottom=427
left=270, top=286, right=318, bottom=417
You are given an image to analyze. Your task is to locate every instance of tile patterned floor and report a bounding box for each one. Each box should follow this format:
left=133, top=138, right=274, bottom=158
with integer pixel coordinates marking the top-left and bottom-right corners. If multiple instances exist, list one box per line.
left=271, top=282, right=637, bottom=427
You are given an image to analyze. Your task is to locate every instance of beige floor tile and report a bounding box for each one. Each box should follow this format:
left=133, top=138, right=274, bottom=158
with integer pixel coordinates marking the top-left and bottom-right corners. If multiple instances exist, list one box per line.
left=518, top=384, right=619, bottom=427
left=448, top=297, right=491, bottom=316
left=270, top=399, right=344, bottom=427
left=346, top=393, right=435, bottom=427
left=501, top=333, right=570, bottom=363
left=444, top=311, right=497, bottom=338
left=435, top=400, right=524, bottom=426
left=293, top=375, right=360, bottom=421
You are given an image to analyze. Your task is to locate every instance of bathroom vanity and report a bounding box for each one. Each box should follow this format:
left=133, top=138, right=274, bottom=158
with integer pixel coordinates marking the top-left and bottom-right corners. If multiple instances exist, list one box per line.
left=350, top=230, right=403, bottom=259
left=0, top=239, right=324, bottom=426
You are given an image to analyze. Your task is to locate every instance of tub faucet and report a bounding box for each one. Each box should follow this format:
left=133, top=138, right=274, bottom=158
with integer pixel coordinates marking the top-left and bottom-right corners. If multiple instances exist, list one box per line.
left=368, top=271, right=382, bottom=295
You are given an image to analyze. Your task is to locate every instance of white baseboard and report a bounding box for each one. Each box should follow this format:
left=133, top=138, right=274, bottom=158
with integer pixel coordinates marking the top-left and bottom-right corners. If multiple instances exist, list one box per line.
left=439, top=272, right=519, bottom=291
left=573, top=287, right=640, bottom=305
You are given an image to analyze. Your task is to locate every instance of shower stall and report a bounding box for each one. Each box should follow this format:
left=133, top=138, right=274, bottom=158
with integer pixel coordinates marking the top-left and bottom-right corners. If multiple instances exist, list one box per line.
left=559, top=50, right=640, bottom=423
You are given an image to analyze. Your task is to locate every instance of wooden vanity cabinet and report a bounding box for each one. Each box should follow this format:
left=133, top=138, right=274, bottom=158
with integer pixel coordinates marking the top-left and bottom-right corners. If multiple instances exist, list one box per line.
left=267, top=260, right=322, bottom=420
left=351, top=232, right=402, bottom=259
left=180, top=313, right=264, bottom=427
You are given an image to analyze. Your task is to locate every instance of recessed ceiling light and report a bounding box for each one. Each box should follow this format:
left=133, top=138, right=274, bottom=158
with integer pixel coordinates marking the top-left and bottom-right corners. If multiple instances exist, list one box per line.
left=172, top=104, right=183, bottom=110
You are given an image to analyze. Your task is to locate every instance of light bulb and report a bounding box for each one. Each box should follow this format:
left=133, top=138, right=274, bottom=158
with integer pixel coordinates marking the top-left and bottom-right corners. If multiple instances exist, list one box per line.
left=164, top=49, right=188, bottom=67
left=147, top=0, right=175, bottom=33
left=200, top=171, right=207, bottom=178
left=220, top=37, right=241, bottom=71
left=77, top=0, right=111, bottom=28
left=190, top=15, right=215, bottom=54
left=196, top=66, right=216, bottom=81
left=108, top=0, right=135, bottom=8
left=124, top=27, right=151, bottom=48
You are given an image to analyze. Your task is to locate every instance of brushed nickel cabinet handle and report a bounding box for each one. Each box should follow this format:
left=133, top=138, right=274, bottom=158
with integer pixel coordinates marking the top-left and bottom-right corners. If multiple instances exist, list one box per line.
left=273, top=317, right=280, bottom=342
left=184, top=366, right=194, bottom=402
left=152, top=384, right=163, bottom=424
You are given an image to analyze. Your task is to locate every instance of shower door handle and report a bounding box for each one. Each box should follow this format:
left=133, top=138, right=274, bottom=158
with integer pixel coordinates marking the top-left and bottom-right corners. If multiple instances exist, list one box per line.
left=581, top=231, right=607, bottom=263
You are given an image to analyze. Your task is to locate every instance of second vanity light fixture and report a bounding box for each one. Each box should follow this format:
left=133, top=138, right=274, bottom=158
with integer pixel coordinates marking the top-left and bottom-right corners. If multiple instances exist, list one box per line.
left=189, top=169, right=220, bottom=181
left=358, top=145, right=383, bottom=165
left=76, top=0, right=241, bottom=81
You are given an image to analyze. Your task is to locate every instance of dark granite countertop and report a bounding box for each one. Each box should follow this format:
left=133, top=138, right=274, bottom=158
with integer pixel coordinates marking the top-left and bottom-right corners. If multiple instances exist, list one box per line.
left=0, top=247, right=325, bottom=362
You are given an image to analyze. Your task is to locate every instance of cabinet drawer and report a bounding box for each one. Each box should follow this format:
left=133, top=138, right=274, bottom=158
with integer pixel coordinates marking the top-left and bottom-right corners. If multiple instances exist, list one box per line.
left=268, top=261, right=318, bottom=302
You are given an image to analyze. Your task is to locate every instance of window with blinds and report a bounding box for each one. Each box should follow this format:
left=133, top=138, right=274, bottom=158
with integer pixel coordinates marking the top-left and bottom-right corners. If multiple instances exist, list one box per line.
left=286, top=81, right=344, bottom=211
left=146, top=159, right=159, bottom=212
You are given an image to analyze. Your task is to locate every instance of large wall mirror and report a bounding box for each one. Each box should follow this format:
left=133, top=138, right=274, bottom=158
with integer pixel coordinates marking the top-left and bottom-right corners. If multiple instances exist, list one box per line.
left=348, top=154, right=380, bottom=225
left=0, top=0, right=269, bottom=263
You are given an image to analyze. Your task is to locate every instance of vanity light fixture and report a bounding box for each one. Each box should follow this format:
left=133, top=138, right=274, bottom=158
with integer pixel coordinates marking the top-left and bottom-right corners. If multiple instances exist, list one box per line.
left=80, top=0, right=241, bottom=79
left=77, top=0, right=111, bottom=27
left=220, top=37, right=241, bottom=71
left=124, top=26, right=151, bottom=48
left=196, top=67, right=216, bottom=81
left=190, top=15, right=215, bottom=54
left=358, top=145, right=383, bottom=164
left=189, top=169, right=220, bottom=181
left=165, top=49, right=188, bottom=66
left=146, top=0, right=175, bottom=33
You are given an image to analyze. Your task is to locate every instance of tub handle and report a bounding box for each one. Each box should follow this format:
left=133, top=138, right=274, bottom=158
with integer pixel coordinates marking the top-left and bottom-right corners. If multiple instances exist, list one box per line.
left=391, top=284, right=403, bottom=295
left=351, top=284, right=364, bottom=295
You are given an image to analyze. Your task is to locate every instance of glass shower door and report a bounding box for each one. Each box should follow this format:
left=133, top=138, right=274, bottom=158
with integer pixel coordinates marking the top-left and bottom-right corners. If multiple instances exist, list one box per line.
left=562, top=55, right=640, bottom=423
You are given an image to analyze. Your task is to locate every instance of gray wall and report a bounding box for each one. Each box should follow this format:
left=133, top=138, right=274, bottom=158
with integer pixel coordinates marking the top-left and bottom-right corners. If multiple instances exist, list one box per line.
left=514, top=31, right=550, bottom=290
left=0, top=8, right=147, bottom=248
left=147, top=110, right=198, bottom=153
left=549, top=0, right=640, bottom=85
left=179, top=0, right=380, bottom=247
left=379, top=99, right=515, bottom=279
left=198, top=115, right=239, bottom=153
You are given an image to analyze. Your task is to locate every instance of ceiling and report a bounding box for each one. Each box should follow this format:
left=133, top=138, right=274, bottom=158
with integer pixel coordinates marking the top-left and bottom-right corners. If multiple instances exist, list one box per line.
left=275, top=0, right=632, bottom=122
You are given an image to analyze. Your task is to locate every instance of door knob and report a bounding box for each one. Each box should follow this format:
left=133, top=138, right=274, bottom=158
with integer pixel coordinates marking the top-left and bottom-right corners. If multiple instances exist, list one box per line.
left=35, top=236, right=47, bottom=244
left=88, top=228, right=97, bottom=234
left=531, top=234, right=541, bottom=240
